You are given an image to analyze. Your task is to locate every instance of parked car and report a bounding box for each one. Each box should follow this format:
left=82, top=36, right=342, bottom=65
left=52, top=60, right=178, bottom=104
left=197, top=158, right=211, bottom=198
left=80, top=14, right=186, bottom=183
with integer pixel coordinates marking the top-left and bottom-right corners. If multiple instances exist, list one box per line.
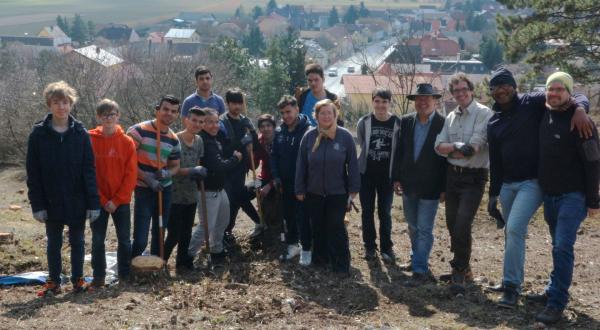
left=327, top=68, right=338, bottom=77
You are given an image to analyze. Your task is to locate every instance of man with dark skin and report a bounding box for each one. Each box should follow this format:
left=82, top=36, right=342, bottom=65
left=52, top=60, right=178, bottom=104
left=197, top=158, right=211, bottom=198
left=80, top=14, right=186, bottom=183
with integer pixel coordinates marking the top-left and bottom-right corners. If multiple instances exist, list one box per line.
left=486, top=67, right=592, bottom=309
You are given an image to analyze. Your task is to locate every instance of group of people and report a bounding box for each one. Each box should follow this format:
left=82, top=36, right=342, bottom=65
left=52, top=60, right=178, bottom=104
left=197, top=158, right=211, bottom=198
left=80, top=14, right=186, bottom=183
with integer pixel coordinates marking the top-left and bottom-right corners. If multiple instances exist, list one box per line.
left=25, top=62, right=598, bottom=325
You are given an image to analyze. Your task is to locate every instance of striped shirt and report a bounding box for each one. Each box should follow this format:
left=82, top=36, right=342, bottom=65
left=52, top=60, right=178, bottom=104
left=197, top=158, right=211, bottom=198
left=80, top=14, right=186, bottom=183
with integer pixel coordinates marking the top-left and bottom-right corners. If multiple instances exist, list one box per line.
left=127, top=120, right=181, bottom=187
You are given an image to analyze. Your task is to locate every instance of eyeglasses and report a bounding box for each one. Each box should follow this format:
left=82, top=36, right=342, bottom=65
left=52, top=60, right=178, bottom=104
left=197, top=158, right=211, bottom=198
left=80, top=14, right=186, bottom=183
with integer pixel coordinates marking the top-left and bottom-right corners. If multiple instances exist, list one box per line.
left=101, top=112, right=118, bottom=119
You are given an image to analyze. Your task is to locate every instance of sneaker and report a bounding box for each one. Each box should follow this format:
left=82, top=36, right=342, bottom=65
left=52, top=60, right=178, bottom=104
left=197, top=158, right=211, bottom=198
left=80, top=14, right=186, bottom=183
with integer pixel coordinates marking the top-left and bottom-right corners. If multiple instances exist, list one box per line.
left=381, top=250, right=396, bottom=264
left=280, top=244, right=301, bottom=261
left=525, top=292, right=549, bottom=305
left=37, top=280, right=61, bottom=297
left=404, top=272, right=436, bottom=287
left=72, top=277, right=86, bottom=293
left=299, top=250, right=312, bottom=266
left=210, top=251, right=227, bottom=264
left=535, top=306, right=563, bottom=324
left=449, top=269, right=466, bottom=296
left=398, top=261, right=412, bottom=271
left=223, top=232, right=236, bottom=247
left=249, top=224, right=266, bottom=238
left=84, top=278, right=105, bottom=293
left=498, top=287, right=519, bottom=309
left=364, top=248, right=377, bottom=260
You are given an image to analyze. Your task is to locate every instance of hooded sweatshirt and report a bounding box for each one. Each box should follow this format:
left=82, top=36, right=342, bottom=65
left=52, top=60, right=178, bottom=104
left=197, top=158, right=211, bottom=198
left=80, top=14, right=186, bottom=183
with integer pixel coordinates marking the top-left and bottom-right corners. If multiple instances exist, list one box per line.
left=89, top=125, right=138, bottom=207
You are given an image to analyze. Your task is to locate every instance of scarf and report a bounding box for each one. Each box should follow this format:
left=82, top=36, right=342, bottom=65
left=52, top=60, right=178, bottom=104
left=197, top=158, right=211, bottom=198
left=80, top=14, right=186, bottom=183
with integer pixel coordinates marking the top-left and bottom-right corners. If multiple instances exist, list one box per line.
left=312, top=123, right=337, bottom=152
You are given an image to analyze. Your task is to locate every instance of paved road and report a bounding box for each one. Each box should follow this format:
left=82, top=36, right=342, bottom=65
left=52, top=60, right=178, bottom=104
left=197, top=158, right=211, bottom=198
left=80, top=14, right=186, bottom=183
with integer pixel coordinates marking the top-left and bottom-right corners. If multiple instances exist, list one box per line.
left=324, top=39, right=396, bottom=97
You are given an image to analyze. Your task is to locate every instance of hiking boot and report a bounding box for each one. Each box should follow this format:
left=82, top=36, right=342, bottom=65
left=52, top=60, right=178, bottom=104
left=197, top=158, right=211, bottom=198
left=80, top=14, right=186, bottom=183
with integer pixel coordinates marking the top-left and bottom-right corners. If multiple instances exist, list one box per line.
left=249, top=224, right=266, bottom=238
left=449, top=269, right=466, bottom=296
left=525, top=292, right=549, bottom=305
left=404, top=272, right=436, bottom=287
left=280, top=244, right=301, bottom=261
left=381, top=250, right=396, bottom=264
left=85, top=278, right=105, bottom=293
left=299, top=250, right=312, bottom=266
left=223, top=232, right=236, bottom=247
left=364, top=248, right=377, bottom=260
left=37, top=280, right=61, bottom=297
left=72, top=277, right=86, bottom=293
left=498, top=287, right=519, bottom=309
left=535, top=306, right=563, bottom=324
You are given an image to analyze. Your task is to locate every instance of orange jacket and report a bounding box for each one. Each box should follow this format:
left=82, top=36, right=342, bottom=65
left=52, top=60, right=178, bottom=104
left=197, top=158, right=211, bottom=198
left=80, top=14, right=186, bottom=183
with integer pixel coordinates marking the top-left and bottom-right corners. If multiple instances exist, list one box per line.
left=89, top=125, right=138, bottom=207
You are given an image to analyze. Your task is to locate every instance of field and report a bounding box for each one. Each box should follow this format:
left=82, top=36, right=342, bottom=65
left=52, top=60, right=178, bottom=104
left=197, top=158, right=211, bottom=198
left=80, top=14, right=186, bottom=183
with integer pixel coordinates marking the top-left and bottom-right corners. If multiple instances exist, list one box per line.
left=1, top=163, right=600, bottom=329
left=0, top=0, right=441, bottom=35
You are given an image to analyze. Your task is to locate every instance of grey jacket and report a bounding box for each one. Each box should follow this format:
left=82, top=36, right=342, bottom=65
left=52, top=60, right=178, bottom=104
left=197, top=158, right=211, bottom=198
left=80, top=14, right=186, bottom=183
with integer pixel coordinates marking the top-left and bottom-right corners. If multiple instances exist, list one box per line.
left=295, top=127, right=360, bottom=196
left=356, top=114, right=401, bottom=178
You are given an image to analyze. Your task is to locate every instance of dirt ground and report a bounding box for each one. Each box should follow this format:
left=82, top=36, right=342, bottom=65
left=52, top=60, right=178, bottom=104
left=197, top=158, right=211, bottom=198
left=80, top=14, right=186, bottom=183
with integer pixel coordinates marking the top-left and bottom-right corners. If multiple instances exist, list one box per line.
left=1, top=165, right=599, bottom=330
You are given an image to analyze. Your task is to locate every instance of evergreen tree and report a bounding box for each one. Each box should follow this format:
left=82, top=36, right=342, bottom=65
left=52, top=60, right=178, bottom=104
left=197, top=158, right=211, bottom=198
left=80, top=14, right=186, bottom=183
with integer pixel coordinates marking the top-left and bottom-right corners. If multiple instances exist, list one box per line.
left=458, top=37, right=465, bottom=50
left=359, top=2, right=370, bottom=18
left=234, top=6, right=245, bottom=18
left=266, top=0, right=278, bottom=15
left=328, top=6, right=340, bottom=27
left=479, top=37, right=504, bottom=70
left=87, top=20, right=95, bottom=39
left=242, top=24, right=266, bottom=57
left=497, top=0, right=600, bottom=83
left=252, top=6, right=264, bottom=20
left=56, top=15, right=69, bottom=35
left=70, top=14, right=88, bottom=44
left=256, top=38, right=290, bottom=114
left=343, top=5, right=359, bottom=24
left=280, top=27, right=306, bottom=93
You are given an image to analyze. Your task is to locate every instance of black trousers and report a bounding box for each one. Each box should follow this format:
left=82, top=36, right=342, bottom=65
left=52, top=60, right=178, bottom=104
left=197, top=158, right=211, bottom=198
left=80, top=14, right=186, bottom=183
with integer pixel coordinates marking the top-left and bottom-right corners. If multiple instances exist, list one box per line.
left=359, top=174, right=394, bottom=252
left=225, top=168, right=260, bottom=233
left=282, top=189, right=311, bottom=250
left=164, top=203, right=196, bottom=268
left=445, top=166, right=487, bottom=271
left=306, top=193, right=350, bottom=273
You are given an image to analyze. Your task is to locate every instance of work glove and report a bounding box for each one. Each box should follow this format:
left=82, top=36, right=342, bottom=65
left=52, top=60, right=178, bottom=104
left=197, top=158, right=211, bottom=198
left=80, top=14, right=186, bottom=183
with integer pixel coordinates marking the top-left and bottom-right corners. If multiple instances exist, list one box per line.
left=458, top=144, right=475, bottom=157
left=143, top=172, right=163, bottom=192
left=487, top=196, right=505, bottom=229
left=189, top=166, right=208, bottom=180
left=33, top=210, right=47, bottom=223
left=155, top=168, right=172, bottom=180
left=240, top=133, right=253, bottom=147
left=87, top=209, right=101, bottom=223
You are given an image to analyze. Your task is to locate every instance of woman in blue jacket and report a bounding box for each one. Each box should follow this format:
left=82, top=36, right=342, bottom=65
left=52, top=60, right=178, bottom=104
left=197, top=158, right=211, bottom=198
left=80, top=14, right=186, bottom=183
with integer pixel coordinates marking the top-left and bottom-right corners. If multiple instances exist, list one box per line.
left=295, top=99, right=360, bottom=274
left=26, top=81, right=100, bottom=296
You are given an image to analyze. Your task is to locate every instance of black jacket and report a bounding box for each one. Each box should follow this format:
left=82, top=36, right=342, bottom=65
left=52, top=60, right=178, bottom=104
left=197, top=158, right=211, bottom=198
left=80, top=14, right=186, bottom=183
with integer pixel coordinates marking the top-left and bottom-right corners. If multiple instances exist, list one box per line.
left=219, top=113, right=258, bottom=173
left=26, top=114, right=100, bottom=226
left=392, top=111, right=447, bottom=199
left=200, top=131, right=241, bottom=191
left=270, top=114, right=310, bottom=189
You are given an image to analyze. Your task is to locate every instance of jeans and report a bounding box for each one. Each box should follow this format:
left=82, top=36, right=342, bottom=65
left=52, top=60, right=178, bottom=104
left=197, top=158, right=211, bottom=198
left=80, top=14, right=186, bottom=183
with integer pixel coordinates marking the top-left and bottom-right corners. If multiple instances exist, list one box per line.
left=91, top=204, right=132, bottom=279
left=45, top=222, right=85, bottom=284
left=542, top=192, right=587, bottom=310
left=402, top=194, right=439, bottom=274
left=132, top=186, right=172, bottom=257
left=282, top=189, right=311, bottom=251
left=164, top=203, right=196, bottom=268
left=359, top=174, right=394, bottom=252
left=225, top=168, right=260, bottom=233
left=445, top=167, right=487, bottom=271
left=306, top=193, right=350, bottom=273
left=499, top=179, right=543, bottom=290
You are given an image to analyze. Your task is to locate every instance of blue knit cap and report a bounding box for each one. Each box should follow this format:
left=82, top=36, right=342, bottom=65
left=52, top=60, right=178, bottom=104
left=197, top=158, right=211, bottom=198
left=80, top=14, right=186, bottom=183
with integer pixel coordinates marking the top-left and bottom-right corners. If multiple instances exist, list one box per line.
left=490, top=67, right=517, bottom=89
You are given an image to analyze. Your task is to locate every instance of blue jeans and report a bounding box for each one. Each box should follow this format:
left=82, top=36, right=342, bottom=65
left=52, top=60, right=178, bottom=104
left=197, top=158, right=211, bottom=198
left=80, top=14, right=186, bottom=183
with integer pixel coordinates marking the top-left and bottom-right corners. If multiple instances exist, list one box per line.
left=499, top=179, right=543, bottom=290
left=402, top=194, right=439, bottom=274
left=132, top=186, right=172, bottom=257
left=543, top=192, right=587, bottom=310
left=91, top=204, right=132, bottom=279
left=360, top=174, right=394, bottom=252
left=45, top=222, right=85, bottom=284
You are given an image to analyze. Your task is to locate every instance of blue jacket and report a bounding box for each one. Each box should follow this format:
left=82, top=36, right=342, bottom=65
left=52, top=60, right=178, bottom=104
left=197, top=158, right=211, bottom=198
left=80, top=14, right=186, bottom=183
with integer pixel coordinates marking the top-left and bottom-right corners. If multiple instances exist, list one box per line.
left=488, top=92, right=589, bottom=196
left=270, top=114, right=310, bottom=189
left=26, top=114, right=100, bottom=227
left=295, top=126, right=360, bottom=196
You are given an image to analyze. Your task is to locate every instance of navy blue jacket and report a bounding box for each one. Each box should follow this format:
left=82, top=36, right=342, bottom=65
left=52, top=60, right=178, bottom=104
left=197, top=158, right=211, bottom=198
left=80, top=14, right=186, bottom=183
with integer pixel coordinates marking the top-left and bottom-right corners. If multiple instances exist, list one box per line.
left=26, top=114, right=100, bottom=227
left=488, top=92, right=589, bottom=196
left=270, top=114, right=310, bottom=190
left=295, top=126, right=360, bottom=196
